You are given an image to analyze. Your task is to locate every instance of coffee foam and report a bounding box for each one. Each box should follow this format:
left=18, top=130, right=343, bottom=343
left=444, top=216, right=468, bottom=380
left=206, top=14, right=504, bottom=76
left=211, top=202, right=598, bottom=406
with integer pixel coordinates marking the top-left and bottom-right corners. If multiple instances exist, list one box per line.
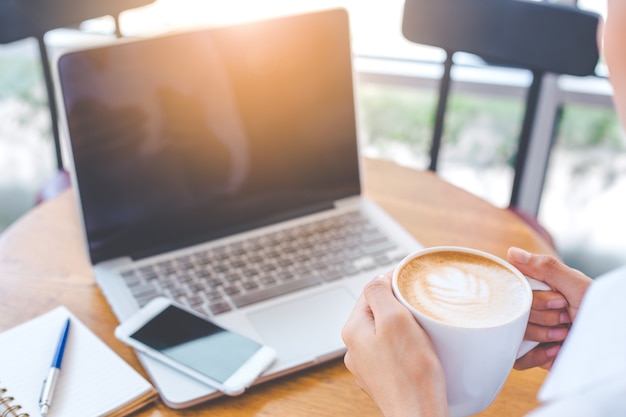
left=397, top=251, right=528, bottom=328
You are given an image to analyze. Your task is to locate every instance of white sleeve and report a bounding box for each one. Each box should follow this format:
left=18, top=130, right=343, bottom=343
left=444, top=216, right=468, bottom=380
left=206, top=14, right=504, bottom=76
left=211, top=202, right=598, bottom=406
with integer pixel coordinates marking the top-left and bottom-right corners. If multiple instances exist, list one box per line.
left=527, top=377, right=626, bottom=417
left=526, top=265, right=626, bottom=416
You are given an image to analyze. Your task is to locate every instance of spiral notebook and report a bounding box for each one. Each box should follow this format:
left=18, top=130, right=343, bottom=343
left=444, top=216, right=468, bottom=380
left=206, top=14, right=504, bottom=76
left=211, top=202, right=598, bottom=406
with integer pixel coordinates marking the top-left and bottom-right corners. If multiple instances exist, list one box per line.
left=0, top=306, right=156, bottom=417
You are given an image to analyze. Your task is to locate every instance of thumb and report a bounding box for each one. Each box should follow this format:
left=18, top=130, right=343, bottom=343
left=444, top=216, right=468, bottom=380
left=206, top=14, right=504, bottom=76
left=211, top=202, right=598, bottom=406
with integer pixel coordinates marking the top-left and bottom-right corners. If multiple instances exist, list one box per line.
left=362, top=273, right=411, bottom=322
left=507, top=247, right=592, bottom=317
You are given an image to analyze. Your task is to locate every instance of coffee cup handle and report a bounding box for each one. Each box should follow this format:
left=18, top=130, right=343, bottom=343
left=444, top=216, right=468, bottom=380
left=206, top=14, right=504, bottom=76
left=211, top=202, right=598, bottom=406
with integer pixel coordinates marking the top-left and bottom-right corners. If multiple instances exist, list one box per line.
left=517, top=277, right=553, bottom=358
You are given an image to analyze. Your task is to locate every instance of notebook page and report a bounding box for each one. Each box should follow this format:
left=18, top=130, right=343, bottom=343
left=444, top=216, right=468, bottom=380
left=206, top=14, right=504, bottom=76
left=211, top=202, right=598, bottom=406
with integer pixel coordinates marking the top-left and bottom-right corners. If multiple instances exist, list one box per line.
left=0, top=306, right=156, bottom=417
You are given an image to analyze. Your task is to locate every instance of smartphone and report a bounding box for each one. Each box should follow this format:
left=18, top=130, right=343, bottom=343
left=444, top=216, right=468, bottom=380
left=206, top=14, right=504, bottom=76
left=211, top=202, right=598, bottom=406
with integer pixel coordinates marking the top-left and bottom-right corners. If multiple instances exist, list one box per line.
left=115, top=297, right=276, bottom=395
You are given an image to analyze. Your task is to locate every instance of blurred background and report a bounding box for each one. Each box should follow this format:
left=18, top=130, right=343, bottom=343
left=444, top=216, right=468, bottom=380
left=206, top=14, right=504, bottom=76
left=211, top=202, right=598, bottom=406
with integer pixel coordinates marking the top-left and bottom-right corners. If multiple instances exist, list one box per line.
left=1, top=0, right=623, bottom=277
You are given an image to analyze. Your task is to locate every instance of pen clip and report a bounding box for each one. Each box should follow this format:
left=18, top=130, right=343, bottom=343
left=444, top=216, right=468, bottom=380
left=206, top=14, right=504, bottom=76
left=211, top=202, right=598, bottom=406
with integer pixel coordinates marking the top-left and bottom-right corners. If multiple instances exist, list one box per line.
left=39, top=376, right=48, bottom=401
left=39, top=318, right=70, bottom=416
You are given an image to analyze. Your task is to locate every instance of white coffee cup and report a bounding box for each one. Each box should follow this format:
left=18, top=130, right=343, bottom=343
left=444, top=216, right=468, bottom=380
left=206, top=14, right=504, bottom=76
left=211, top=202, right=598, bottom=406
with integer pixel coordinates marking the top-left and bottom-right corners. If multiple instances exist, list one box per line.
left=391, top=246, right=549, bottom=417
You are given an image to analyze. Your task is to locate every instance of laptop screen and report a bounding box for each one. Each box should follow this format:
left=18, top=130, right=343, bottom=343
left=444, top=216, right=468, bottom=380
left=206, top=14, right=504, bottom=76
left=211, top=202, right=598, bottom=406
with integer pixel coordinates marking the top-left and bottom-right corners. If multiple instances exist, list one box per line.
left=58, top=9, right=360, bottom=264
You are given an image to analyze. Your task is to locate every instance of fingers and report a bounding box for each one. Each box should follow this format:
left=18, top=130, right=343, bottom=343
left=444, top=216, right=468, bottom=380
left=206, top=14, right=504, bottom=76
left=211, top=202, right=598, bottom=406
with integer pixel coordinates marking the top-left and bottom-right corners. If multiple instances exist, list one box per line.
left=508, top=247, right=593, bottom=287
left=527, top=289, right=571, bottom=330
left=525, top=322, right=569, bottom=343
left=362, top=273, right=395, bottom=307
left=361, top=273, right=415, bottom=333
left=531, top=288, right=567, bottom=311
left=343, top=350, right=355, bottom=378
left=507, top=247, right=593, bottom=321
left=362, top=273, right=394, bottom=306
left=528, top=307, right=570, bottom=327
left=524, top=278, right=572, bottom=348
left=514, top=343, right=562, bottom=370
left=508, top=247, right=568, bottom=286
left=342, top=290, right=373, bottom=348
left=342, top=272, right=402, bottom=347
left=506, top=247, right=589, bottom=370
left=343, top=272, right=449, bottom=417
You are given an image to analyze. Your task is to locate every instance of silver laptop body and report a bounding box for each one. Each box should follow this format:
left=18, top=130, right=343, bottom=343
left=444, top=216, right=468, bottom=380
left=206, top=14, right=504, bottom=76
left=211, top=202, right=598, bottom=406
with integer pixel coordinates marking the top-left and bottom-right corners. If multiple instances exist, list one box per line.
left=57, top=8, right=421, bottom=408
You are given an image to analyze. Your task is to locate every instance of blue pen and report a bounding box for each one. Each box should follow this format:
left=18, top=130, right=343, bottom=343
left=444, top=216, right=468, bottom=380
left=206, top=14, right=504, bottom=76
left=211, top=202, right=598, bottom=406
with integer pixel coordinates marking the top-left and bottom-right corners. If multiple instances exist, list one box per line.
left=39, top=318, right=71, bottom=417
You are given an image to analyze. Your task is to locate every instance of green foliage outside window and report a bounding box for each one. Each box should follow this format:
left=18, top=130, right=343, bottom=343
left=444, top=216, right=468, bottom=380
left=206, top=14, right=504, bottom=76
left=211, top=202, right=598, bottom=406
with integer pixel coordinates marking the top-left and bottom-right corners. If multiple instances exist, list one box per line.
left=358, top=83, right=624, bottom=170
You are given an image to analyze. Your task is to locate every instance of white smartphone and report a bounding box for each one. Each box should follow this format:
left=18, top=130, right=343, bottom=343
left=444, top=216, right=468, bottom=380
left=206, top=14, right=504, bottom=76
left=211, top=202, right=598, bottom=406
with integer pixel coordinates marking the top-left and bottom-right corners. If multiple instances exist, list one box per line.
left=115, top=297, right=276, bottom=395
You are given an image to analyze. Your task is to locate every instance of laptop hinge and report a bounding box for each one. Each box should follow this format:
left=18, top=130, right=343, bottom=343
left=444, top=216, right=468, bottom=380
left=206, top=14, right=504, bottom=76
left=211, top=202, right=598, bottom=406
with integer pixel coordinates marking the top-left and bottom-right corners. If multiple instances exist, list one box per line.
left=334, top=195, right=360, bottom=208
left=95, top=257, right=134, bottom=269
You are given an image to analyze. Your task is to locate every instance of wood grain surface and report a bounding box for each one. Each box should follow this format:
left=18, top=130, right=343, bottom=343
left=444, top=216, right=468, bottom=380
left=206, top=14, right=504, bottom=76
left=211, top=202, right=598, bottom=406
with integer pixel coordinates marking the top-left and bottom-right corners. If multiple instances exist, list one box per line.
left=0, top=158, right=553, bottom=417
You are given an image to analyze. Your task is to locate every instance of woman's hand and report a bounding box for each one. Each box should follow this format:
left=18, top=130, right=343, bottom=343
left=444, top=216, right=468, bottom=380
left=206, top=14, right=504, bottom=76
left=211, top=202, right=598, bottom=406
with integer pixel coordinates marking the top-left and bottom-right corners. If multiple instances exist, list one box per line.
left=507, top=247, right=593, bottom=370
left=342, top=273, right=450, bottom=417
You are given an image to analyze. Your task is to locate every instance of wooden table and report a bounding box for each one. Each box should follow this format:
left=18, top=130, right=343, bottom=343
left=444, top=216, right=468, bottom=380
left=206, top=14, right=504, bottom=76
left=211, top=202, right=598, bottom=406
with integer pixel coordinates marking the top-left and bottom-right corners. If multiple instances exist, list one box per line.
left=0, top=158, right=552, bottom=417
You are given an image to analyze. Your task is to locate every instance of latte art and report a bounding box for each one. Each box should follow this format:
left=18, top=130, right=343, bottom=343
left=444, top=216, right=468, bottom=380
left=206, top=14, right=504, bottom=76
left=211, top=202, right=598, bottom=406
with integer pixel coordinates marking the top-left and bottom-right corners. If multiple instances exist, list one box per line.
left=426, top=267, right=491, bottom=308
left=397, top=251, right=528, bottom=327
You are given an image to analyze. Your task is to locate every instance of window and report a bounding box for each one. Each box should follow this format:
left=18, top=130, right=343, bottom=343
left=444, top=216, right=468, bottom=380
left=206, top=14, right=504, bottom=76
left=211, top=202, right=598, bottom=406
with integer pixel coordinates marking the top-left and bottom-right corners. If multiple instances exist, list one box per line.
left=2, top=0, right=623, bottom=278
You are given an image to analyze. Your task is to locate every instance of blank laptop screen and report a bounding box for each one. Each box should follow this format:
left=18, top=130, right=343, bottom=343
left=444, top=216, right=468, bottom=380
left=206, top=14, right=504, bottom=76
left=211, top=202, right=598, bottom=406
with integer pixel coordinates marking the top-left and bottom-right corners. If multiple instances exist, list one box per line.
left=58, top=9, right=360, bottom=263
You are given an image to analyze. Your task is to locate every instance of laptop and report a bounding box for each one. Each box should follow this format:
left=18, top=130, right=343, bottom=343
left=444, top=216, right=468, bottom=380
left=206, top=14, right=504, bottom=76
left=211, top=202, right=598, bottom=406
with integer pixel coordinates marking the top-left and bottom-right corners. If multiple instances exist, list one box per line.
left=56, top=8, right=422, bottom=408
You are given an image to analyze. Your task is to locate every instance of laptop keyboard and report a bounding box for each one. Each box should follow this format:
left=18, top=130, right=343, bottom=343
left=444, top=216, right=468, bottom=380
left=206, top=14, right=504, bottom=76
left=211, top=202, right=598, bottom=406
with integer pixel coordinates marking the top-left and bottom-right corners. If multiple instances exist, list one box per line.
left=119, top=210, right=408, bottom=317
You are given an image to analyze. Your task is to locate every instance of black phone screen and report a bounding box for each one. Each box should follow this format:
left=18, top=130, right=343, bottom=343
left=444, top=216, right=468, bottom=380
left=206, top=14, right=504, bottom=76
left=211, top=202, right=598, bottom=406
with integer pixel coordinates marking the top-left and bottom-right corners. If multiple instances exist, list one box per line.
left=130, top=305, right=262, bottom=383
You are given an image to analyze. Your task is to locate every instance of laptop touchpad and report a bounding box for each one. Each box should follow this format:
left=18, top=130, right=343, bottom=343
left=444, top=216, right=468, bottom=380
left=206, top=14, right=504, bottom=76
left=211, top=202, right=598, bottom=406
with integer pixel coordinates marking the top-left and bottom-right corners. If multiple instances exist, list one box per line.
left=247, top=288, right=356, bottom=365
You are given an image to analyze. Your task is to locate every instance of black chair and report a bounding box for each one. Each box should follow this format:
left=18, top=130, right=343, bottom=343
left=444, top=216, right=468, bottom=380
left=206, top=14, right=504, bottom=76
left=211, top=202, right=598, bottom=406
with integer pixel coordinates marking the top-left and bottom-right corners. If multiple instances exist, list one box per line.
left=401, top=0, right=600, bottom=247
left=0, top=0, right=155, bottom=202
